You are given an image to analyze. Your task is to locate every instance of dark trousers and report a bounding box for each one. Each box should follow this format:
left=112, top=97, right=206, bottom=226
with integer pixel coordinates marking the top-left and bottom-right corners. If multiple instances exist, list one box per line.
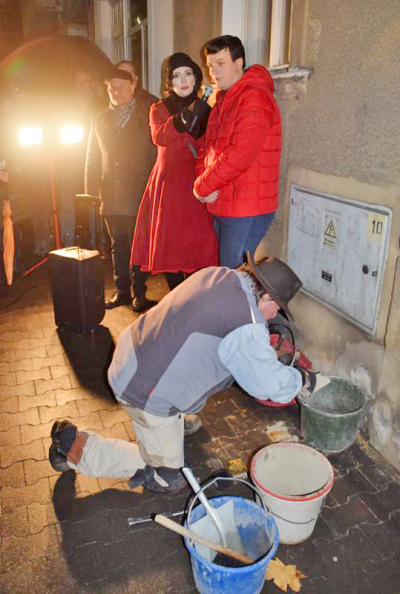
left=104, top=215, right=148, bottom=298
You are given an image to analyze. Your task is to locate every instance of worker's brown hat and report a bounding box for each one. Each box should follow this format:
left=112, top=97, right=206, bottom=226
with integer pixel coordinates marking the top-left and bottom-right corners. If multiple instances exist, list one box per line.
left=246, top=252, right=302, bottom=319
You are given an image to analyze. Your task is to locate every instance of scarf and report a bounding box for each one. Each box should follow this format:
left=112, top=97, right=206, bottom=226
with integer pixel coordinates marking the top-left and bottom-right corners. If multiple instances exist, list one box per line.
left=109, top=96, right=136, bottom=130
left=163, top=90, right=198, bottom=116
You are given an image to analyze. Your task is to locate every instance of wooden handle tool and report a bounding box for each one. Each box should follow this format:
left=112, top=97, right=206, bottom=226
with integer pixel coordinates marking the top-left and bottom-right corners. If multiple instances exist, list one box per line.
left=154, top=514, right=254, bottom=565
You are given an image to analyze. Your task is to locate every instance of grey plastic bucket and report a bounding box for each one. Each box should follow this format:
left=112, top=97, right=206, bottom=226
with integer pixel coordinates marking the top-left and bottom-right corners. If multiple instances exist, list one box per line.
left=298, top=377, right=368, bottom=453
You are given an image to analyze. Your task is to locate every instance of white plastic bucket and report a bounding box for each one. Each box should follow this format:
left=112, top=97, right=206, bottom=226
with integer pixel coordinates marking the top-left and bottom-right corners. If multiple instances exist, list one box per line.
left=250, top=443, right=334, bottom=544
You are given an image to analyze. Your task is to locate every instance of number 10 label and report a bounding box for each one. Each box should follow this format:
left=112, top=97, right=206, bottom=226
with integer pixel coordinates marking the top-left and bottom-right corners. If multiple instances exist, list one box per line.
left=367, top=213, right=386, bottom=243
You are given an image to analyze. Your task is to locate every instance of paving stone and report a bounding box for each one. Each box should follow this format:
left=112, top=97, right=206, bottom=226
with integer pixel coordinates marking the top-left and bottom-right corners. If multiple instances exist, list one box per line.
left=321, top=494, right=381, bottom=537
left=21, top=421, right=54, bottom=445
left=359, top=510, right=400, bottom=560
left=0, top=462, right=25, bottom=488
left=2, top=525, right=60, bottom=572
left=38, top=400, right=79, bottom=424
left=49, top=363, right=75, bottom=379
left=49, top=472, right=100, bottom=498
left=358, top=482, right=400, bottom=522
left=358, top=463, right=395, bottom=491
left=0, top=350, right=16, bottom=363
left=0, top=408, right=40, bottom=431
left=97, top=477, right=130, bottom=491
left=35, top=375, right=71, bottom=394
left=97, top=422, right=130, bottom=441
left=0, top=426, right=21, bottom=447
left=0, top=339, right=30, bottom=352
left=0, top=372, right=17, bottom=386
left=0, top=506, right=29, bottom=538
left=123, top=421, right=136, bottom=441
left=76, top=397, right=120, bottom=417
left=16, top=367, right=51, bottom=384
left=2, top=478, right=51, bottom=513
left=27, top=502, right=56, bottom=534
left=31, top=354, right=65, bottom=371
left=0, top=360, right=33, bottom=375
left=2, top=330, right=44, bottom=343
left=55, top=386, right=94, bottom=406
left=19, top=391, right=57, bottom=412
left=329, top=466, right=378, bottom=504
left=14, top=347, right=47, bottom=362
left=24, top=459, right=60, bottom=485
left=30, top=337, right=59, bottom=348
left=0, top=397, right=19, bottom=414
left=45, top=344, right=65, bottom=357
left=0, top=439, right=45, bottom=468
left=0, top=382, right=35, bottom=399
left=0, top=557, right=80, bottom=594
left=98, top=408, right=130, bottom=428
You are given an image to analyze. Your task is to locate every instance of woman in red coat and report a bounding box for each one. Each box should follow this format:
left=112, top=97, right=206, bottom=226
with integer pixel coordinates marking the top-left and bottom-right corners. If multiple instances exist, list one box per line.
left=131, top=53, right=218, bottom=295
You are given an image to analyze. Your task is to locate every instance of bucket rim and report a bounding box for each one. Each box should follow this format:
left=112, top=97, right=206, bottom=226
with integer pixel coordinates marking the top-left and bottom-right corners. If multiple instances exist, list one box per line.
left=184, top=495, right=279, bottom=572
left=298, top=376, right=367, bottom=419
left=250, top=443, right=334, bottom=503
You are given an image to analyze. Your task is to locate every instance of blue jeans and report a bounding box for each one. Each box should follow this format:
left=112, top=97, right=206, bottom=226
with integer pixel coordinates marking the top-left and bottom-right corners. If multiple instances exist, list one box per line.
left=213, top=213, right=275, bottom=268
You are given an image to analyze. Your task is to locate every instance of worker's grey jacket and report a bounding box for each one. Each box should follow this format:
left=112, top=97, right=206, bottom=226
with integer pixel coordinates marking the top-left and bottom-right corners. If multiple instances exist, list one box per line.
left=108, top=267, right=263, bottom=416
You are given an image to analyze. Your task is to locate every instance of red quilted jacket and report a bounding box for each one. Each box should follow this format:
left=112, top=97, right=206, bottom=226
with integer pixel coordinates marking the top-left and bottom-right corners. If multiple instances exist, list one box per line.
left=194, top=65, right=281, bottom=217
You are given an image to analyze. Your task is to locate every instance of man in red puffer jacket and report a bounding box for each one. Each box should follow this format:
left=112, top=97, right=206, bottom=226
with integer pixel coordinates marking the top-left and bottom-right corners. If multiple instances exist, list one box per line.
left=194, top=35, right=282, bottom=268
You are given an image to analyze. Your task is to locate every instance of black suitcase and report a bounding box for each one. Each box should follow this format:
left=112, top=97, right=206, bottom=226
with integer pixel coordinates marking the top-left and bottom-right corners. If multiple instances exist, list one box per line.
left=49, top=247, right=105, bottom=334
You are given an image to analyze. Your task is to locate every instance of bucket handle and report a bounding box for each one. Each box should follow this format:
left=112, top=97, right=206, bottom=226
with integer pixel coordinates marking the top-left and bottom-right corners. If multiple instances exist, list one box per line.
left=186, top=476, right=272, bottom=548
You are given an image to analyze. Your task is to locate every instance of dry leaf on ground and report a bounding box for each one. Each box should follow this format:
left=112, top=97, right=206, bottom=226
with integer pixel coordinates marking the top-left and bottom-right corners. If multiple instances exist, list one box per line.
left=226, top=458, right=248, bottom=475
left=266, top=557, right=306, bottom=592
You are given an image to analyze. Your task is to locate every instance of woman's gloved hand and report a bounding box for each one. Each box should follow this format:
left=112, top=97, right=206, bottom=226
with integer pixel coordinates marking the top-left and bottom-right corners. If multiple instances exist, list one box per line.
left=173, top=98, right=211, bottom=140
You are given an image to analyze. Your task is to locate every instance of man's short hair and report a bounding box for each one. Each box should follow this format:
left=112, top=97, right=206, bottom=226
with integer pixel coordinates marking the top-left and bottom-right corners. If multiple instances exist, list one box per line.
left=116, top=60, right=138, bottom=77
left=204, top=35, right=246, bottom=69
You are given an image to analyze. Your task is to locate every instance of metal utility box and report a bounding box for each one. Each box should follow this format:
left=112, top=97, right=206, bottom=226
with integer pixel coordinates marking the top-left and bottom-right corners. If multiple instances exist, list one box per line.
left=288, top=185, right=391, bottom=334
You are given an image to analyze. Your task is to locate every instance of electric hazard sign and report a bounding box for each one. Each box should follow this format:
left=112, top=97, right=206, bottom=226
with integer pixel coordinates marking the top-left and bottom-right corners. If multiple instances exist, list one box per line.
left=323, top=213, right=339, bottom=250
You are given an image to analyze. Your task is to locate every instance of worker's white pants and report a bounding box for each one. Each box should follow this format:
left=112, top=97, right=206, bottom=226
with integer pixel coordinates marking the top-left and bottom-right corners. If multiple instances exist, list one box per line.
left=67, top=403, right=184, bottom=479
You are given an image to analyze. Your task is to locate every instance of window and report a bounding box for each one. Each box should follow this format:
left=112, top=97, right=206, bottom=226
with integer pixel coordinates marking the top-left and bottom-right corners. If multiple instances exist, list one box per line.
left=268, top=0, right=293, bottom=68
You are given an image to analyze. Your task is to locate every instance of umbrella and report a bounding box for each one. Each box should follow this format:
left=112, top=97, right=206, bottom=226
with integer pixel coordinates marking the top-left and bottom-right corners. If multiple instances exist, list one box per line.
left=0, top=35, right=115, bottom=96
left=3, top=199, right=14, bottom=285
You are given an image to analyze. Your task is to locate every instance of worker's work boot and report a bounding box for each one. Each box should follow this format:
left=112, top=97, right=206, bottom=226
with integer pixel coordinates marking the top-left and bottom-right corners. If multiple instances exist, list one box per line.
left=49, top=444, right=70, bottom=473
left=51, top=420, right=77, bottom=456
left=129, top=465, right=187, bottom=494
left=184, top=414, right=202, bottom=436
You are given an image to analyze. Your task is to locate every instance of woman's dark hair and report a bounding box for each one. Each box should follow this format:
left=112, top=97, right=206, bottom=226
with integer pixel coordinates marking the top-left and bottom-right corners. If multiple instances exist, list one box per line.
left=204, top=35, right=246, bottom=69
left=237, top=262, right=267, bottom=302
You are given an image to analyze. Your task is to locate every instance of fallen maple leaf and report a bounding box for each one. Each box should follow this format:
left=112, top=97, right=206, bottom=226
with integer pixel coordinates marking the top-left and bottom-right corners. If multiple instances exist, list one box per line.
left=266, top=557, right=306, bottom=592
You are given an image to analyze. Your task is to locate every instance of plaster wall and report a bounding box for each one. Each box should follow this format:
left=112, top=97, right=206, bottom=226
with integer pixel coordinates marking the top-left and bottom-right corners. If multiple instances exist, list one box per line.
left=173, top=0, right=222, bottom=70
left=266, top=0, right=400, bottom=469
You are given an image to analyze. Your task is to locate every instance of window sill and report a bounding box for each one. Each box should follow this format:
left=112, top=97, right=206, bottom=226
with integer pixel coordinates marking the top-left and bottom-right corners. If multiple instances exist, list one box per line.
left=269, top=66, right=312, bottom=100
left=269, top=65, right=312, bottom=81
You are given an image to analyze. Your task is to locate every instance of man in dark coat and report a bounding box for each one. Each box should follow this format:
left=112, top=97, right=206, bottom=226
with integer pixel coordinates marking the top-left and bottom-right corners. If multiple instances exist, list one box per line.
left=85, top=69, right=157, bottom=310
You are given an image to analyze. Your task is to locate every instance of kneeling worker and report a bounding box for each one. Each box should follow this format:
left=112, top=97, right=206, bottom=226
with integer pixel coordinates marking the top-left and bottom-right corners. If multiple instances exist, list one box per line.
left=50, top=254, right=316, bottom=493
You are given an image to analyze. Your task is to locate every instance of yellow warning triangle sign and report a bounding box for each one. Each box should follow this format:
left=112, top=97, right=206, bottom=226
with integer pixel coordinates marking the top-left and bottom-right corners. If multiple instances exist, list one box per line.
left=325, top=221, right=336, bottom=238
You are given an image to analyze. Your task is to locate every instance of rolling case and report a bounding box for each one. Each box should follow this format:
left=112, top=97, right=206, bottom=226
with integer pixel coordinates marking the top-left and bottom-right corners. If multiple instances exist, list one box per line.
left=49, top=247, right=105, bottom=334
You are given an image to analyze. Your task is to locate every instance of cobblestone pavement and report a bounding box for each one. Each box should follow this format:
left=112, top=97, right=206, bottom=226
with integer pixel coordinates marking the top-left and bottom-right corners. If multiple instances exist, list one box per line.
left=0, top=265, right=399, bottom=593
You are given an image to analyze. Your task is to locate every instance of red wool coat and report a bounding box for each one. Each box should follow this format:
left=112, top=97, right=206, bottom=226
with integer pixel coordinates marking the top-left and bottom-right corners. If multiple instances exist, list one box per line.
left=194, top=65, right=282, bottom=217
left=131, top=101, right=218, bottom=273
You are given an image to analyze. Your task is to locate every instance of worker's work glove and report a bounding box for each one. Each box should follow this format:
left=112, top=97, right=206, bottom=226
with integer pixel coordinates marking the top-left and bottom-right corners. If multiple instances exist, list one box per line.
left=294, top=365, right=317, bottom=394
left=295, top=366, right=331, bottom=397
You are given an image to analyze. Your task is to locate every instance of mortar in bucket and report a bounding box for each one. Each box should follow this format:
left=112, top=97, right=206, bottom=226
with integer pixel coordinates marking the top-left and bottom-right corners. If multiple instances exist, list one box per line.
left=251, top=443, right=334, bottom=544
left=298, top=376, right=368, bottom=453
left=184, top=477, right=279, bottom=594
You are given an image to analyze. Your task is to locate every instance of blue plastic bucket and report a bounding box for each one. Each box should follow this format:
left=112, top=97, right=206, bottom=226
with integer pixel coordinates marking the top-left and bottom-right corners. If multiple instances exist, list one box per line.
left=184, top=496, right=279, bottom=594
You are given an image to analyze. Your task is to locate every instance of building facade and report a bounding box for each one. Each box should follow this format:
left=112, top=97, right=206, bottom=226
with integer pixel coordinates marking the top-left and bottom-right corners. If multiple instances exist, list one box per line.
left=90, top=0, right=400, bottom=472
